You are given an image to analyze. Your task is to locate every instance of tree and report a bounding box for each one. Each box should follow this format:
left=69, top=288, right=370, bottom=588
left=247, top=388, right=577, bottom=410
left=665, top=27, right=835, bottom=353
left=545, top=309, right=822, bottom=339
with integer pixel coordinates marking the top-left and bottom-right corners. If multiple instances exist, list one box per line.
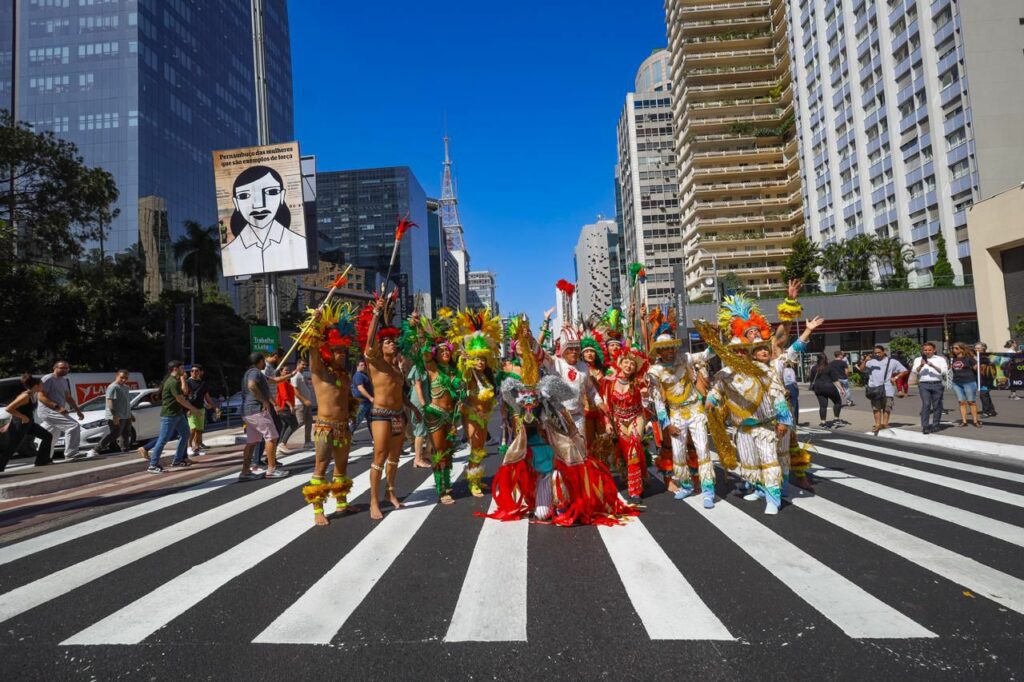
left=932, top=233, right=955, bottom=287
left=818, top=235, right=875, bottom=292
left=0, top=110, right=120, bottom=262
left=782, top=234, right=820, bottom=287
left=173, top=220, right=221, bottom=299
left=889, top=335, right=921, bottom=363
left=873, top=236, right=915, bottom=289
left=720, top=273, right=746, bottom=297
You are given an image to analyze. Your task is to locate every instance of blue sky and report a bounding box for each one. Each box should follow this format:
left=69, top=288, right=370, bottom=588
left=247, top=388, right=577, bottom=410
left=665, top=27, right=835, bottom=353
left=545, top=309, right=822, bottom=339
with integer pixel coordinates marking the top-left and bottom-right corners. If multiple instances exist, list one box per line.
left=290, top=0, right=667, bottom=321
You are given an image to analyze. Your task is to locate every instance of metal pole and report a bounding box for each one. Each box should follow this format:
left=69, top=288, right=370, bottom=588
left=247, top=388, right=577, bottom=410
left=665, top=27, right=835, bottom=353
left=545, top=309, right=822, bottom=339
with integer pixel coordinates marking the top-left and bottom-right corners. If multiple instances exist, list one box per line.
left=711, top=252, right=720, bottom=304
left=8, top=0, right=18, bottom=256
left=190, top=295, right=196, bottom=366
left=250, top=0, right=278, bottom=327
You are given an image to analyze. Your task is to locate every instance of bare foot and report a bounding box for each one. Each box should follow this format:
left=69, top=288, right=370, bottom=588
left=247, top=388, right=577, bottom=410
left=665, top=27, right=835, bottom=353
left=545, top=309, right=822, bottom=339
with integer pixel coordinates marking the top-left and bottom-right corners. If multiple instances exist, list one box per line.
left=440, top=494, right=455, bottom=505
left=666, top=480, right=680, bottom=494
left=387, top=492, right=404, bottom=509
left=369, top=503, right=383, bottom=520
left=413, top=460, right=431, bottom=468
left=314, top=512, right=329, bottom=526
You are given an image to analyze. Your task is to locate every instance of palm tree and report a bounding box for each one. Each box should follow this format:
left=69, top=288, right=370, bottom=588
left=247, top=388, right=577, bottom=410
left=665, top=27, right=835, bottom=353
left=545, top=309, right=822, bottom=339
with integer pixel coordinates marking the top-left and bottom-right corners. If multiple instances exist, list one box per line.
left=173, top=220, right=220, bottom=299
left=872, top=236, right=914, bottom=289
left=844, top=234, right=876, bottom=291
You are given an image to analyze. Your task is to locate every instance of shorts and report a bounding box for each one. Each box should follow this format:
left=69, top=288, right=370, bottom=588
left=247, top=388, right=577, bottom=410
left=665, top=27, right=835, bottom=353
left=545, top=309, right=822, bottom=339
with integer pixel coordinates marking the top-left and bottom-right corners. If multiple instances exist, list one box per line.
left=870, top=395, right=894, bottom=413
left=187, top=410, right=205, bottom=430
left=313, top=417, right=351, bottom=447
left=952, top=381, right=978, bottom=403
left=244, top=411, right=279, bottom=444
left=369, top=407, right=405, bottom=436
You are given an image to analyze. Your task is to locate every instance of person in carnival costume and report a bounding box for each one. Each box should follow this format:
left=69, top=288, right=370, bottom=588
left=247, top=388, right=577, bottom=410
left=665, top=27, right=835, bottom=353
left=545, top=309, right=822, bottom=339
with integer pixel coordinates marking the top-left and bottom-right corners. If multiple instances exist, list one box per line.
left=579, top=323, right=611, bottom=451
left=487, top=320, right=637, bottom=525
left=537, top=311, right=603, bottom=436
left=402, top=308, right=467, bottom=505
left=698, top=295, right=793, bottom=515
left=595, top=308, right=625, bottom=365
left=497, top=317, right=526, bottom=454
left=770, top=280, right=823, bottom=493
left=453, top=308, right=503, bottom=497
left=294, top=301, right=359, bottom=526
left=600, top=343, right=650, bottom=504
left=645, top=306, right=718, bottom=509
left=359, top=292, right=417, bottom=521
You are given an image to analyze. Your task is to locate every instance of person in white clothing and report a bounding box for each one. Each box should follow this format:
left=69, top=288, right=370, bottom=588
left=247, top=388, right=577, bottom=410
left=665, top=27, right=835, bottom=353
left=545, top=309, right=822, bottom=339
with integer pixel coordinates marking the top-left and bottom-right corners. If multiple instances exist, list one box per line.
left=291, top=358, right=314, bottom=447
left=536, top=311, right=603, bottom=435
left=36, top=360, right=85, bottom=460
left=910, top=341, right=948, bottom=434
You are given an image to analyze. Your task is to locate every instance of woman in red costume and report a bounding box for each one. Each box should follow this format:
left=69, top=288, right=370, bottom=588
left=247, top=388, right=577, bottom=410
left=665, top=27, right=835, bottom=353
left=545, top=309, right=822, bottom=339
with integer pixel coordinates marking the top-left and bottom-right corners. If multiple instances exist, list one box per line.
left=602, top=345, right=649, bottom=504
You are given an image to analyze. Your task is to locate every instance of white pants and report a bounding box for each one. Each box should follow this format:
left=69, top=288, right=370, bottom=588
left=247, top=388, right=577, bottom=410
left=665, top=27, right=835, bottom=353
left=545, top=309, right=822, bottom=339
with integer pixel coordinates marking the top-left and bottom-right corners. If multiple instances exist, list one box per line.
left=38, top=408, right=81, bottom=458
left=735, top=425, right=781, bottom=504
left=668, top=412, right=714, bottom=493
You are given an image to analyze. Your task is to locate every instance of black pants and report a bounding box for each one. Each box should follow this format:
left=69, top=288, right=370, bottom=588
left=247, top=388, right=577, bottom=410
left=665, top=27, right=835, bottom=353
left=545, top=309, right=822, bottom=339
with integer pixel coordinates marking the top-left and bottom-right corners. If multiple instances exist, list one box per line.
left=979, top=388, right=996, bottom=415
left=813, top=383, right=843, bottom=422
left=96, top=418, right=131, bottom=453
left=1, top=421, right=54, bottom=469
left=278, top=407, right=298, bottom=446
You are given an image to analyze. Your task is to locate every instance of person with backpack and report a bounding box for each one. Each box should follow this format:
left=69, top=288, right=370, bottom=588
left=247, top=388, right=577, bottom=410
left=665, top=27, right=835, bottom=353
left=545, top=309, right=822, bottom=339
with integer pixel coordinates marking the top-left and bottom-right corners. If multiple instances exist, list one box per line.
left=858, top=345, right=908, bottom=435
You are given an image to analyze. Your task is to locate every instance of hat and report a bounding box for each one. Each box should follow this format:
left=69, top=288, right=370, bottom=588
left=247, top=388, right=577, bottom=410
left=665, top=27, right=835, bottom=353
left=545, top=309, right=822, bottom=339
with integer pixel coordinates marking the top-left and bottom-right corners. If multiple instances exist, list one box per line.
left=558, top=328, right=581, bottom=352
left=717, top=294, right=771, bottom=348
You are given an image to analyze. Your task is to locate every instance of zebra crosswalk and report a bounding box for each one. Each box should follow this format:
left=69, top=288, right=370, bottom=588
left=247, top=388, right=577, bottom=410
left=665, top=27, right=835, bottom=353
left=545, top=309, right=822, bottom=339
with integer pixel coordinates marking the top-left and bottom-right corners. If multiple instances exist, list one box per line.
left=0, top=435, right=1022, bottom=650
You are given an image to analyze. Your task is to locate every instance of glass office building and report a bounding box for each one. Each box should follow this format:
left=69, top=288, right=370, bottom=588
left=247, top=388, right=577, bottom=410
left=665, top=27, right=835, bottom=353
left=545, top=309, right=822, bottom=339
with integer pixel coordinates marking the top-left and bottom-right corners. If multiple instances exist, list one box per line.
left=1, top=0, right=293, bottom=255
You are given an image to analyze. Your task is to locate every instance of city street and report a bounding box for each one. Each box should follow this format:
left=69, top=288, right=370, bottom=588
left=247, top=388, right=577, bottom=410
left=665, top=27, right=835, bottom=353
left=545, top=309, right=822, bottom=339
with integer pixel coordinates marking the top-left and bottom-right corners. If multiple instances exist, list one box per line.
left=1, top=424, right=1022, bottom=680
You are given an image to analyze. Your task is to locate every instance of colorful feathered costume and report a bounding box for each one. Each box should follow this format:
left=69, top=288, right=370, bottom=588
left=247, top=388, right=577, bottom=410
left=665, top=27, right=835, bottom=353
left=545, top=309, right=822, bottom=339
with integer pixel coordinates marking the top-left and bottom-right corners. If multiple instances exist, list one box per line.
left=487, top=322, right=638, bottom=526
left=453, top=308, right=503, bottom=496
left=600, top=344, right=649, bottom=502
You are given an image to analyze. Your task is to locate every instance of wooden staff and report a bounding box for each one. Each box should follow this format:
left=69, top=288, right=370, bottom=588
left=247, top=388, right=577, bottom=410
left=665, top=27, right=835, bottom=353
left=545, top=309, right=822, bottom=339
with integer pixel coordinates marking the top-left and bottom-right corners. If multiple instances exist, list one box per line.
left=278, top=263, right=353, bottom=368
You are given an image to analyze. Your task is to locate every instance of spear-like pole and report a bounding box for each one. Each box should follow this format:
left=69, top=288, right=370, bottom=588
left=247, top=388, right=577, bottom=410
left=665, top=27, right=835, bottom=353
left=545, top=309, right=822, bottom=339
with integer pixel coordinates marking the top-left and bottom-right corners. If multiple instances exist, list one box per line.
left=278, top=263, right=353, bottom=368
left=380, top=214, right=417, bottom=297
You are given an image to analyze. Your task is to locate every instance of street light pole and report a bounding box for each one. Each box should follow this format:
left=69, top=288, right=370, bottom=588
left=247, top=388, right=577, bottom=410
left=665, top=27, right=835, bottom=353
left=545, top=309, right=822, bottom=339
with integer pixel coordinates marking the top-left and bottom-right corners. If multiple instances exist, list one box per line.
left=250, top=0, right=278, bottom=328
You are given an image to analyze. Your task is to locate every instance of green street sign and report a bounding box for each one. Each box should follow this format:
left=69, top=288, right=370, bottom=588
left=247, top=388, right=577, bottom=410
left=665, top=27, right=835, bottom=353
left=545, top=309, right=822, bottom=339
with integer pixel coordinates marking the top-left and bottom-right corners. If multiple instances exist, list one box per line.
left=250, top=325, right=280, bottom=354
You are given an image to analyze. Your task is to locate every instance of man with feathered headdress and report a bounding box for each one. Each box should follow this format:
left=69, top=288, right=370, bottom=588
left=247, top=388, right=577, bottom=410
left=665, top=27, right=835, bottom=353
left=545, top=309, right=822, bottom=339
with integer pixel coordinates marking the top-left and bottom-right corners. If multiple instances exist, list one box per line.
left=293, top=301, right=360, bottom=526
left=359, top=292, right=417, bottom=521
left=487, top=319, right=637, bottom=525
left=645, top=306, right=718, bottom=509
left=697, top=295, right=793, bottom=515
left=452, top=308, right=502, bottom=497
left=536, top=308, right=603, bottom=436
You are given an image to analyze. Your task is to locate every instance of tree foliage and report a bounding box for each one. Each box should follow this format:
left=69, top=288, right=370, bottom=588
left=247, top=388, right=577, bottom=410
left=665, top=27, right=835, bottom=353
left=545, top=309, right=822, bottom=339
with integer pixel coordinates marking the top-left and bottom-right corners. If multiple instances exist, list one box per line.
left=814, top=234, right=918, bottom=292
left=889, top=335, right=921, bottom=362
left=782, top=234, right=820, bottom=287
left=932, top=233, right=955, bottom=287
left=173, top=220, right=221, bottom=300
left=0, top=110, right=120, bottom=261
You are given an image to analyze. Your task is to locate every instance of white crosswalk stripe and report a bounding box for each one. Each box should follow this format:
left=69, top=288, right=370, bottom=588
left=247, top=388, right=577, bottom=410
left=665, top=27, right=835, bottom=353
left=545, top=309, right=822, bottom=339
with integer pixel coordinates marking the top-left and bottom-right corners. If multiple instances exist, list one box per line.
left=827, top=438, right=1024, bottom=484
left=684, top=495, right=936, bottom=639
left=253, top=449, right=469, bottom=644
left=61, top=453, right=398, bottom=646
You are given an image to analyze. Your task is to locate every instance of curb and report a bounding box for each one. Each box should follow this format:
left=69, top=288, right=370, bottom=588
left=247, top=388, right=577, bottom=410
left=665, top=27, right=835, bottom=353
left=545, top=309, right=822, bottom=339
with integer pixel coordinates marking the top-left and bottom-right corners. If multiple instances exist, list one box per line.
left=874, top=428, right=1024, bottom=464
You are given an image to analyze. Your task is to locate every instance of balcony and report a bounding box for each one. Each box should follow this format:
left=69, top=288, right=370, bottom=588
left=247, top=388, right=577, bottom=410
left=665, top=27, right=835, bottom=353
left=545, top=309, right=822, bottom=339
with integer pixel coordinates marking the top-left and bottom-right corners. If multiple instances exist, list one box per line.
left=957, top=240, right=970, bottom=259
left=931, top=0, right=951, bottom=20
left=679, top=0, right=771, bottom=19
left=950, top=172, right=975, bottom=196
left=934, top=19, right=956, bottom=48
left=942, top=110, right=966, bottom=136
left=952, top=209, right=967, bottom=229
left=937, top=48, right=959, bottom=78
left=911, top=220, right=940, bottom=242
left=940, top=80, right=963, bottom=108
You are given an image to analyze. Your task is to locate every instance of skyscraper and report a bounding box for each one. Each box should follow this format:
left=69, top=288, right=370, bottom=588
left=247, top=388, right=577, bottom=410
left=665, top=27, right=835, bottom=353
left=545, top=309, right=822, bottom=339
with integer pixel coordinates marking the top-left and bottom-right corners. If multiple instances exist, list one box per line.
left=314, top=166, right=430, bottom=318
left=788, top=0, right=1024, bottom=285
left=666, top=0, right=803, bottom=300
left=439, top=136, right=470, bottom=307
left=616, top=48, right=681, bottom=306
left=2, top=0, right=294, bottom=255
left=427, top=197, right=460, bottom=315
left=466, top=270, right=498, bottom=314
left=573, top=219, right=619, bottom=321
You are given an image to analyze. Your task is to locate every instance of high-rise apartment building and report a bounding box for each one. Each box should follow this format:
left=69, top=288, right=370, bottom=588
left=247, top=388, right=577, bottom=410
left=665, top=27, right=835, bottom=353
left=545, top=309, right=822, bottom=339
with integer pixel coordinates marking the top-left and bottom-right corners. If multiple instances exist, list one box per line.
left=666, top=0, right=803, bottom=300
left=466, top=270, right=499, bottom=314
left=315, top=167, right=431, bottom=318
left=427, top=197, right=460, bottom=315
left=1, top=0, right=294, bottom=255
left=616, top=48, right=682, bottom=306
left=788, top=0, right=1024, bottom=284
left=573, top=219, right=619, bottom=321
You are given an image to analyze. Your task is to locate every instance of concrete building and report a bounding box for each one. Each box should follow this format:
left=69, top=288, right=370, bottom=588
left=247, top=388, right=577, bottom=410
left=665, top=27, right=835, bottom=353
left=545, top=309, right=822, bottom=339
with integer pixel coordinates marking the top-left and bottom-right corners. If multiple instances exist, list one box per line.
left=554, top=284, right=579, bottom=337
left=573, top=219, right=618, bottom=321
left=1, top=0, right=294, bottom=255
left=787, top=0, right=1024, bottom=286
left=315, top=167, right=431, bottom=319
left=967, top=186, right=1024, bottom=345
left=616, top=48, right=682, bottom=306
left=666, top=0, right=803, bottom=300
left=427, top=198, right=460, bottom=315
left=466, top=270, right=499, bottom=314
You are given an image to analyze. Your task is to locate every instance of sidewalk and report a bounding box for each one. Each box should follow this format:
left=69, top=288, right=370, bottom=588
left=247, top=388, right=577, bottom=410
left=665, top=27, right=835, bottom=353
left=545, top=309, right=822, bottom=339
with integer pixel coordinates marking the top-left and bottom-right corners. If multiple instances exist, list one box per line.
left=796, top=385, right=1024, bottom=463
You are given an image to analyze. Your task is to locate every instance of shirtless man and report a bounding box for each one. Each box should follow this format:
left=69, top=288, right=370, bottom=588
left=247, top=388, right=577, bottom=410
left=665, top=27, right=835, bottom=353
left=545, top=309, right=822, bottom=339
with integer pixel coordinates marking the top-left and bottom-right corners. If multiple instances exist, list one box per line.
left=302, top=316, right=356, bottom=526
left=363, top=296, right=416, bottom=520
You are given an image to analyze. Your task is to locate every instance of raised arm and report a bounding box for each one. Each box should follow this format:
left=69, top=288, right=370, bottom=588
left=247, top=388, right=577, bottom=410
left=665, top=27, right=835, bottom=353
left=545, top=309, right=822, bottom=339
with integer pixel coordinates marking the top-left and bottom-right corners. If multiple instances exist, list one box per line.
left=363, top=297, right=385, bottom=358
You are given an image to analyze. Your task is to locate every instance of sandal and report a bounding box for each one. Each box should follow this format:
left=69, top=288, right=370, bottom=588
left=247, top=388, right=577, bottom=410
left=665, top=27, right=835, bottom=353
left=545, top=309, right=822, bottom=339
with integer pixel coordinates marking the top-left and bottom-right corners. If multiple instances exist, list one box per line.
left=973, top=422, right=983, bottom=428
left=957, top=421, right=968, bottom=428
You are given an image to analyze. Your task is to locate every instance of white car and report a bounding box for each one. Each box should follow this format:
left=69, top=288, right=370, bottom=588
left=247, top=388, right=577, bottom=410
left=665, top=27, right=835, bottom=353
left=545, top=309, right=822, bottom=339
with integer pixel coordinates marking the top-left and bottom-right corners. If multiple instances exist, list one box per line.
left=55, top=388, right=162, bottom=453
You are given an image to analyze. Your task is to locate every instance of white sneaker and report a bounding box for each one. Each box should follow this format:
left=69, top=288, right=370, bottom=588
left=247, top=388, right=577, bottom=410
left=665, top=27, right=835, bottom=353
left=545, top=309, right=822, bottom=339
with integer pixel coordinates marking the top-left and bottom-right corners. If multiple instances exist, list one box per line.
left=743, top=491, right=763, bottom=502
left=85, top=449, right=98, bottom=459
left=764, top=500, right=780, bottom=515
left=67, top=452, right=87, bottom=461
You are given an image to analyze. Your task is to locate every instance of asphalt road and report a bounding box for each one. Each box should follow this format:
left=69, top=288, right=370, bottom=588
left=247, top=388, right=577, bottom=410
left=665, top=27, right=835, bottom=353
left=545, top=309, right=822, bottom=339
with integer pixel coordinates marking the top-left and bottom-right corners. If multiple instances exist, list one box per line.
left=1, top=424, right=1022, bottom=681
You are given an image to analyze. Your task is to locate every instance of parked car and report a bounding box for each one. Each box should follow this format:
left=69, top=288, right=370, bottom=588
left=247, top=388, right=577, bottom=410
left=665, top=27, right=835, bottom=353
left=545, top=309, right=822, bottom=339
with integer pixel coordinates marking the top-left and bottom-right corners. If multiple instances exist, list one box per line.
left=55, top=388, right=162, bottom=454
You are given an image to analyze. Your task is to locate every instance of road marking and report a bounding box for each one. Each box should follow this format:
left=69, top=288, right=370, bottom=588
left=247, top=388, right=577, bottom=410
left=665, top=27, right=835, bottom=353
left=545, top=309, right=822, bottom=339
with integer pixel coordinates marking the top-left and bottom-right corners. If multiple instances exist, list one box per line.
left=687, top=497, right=935, bottom=639
left=599, top=513, right=734, bottom=640
left=811, top=446, right=1024, bottom=509
left=253, top=449, right=469, bottom=644
left=827, top=439, right=1024, bottom=485
left=0, top=448, right=344, bottom=567
left=787, top=487, right=1024, bottom=617
left=445, top=499, right=529, bottom=642
left=809, top=466, right=1024, bottom=549
left=61, top=455, right=401, bottom=645
left=0, top=462, right=317, bottom=624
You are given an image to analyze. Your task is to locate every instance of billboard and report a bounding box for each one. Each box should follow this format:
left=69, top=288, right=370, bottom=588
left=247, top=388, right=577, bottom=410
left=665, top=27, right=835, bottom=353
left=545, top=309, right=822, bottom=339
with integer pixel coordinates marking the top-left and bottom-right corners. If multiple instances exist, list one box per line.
left=212, top=142, right=310, bottom=277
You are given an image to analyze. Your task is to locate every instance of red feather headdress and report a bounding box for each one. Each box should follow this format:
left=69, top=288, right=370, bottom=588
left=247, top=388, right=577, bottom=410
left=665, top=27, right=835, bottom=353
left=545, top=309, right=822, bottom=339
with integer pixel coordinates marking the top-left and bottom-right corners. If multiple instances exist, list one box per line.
left=356, top=291, right=400, bottom=348
left=556, top=279, right=576, bottom=296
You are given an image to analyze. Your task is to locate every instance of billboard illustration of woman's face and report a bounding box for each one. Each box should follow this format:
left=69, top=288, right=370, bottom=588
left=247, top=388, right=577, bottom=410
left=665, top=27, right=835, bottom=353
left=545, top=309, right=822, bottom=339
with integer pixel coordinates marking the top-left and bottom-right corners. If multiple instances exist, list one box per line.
left=232, top=170, right=286, bottom=231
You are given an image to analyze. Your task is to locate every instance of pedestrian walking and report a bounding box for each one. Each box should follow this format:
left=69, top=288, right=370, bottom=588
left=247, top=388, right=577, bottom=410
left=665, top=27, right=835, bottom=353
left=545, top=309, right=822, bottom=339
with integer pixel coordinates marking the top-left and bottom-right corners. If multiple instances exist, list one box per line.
left=1006, top=340, right=1021, bottom=400
left=809, top=354, right=845, bottom=428
left=185, top=364, right=218, bottom=456
left=858, top=345, right=908, bottom=435
left=892, top=350, right=910, bottom=398
left=137, top=361, right=203, bottom=473
left=975, top=342, right=998, bottom=418
left=350, top=359, right=373, bottom=432
left=252, top=347, right=294, bottom=464
left=910, top=341, right=948, bottom=434
left=0, top=375, right=53, bottom=470
left=36, top=360, right=85, bottom=461
left=275, top=365, right=300, bottom=449
left=949, top=342, right=982, bottom=428
left=782, top=359, right=800, bottom=425
left=239, top=352, right=289, bottom=480
left=829, top=351, right=854, bottom=406
left=291, top=358, right=314, bottom=447
left=86, top=369, right=133, bottom=457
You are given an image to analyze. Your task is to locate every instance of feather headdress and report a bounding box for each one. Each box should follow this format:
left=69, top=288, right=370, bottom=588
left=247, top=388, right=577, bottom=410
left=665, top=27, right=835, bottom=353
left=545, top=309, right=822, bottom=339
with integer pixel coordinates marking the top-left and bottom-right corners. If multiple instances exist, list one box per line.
left=717, top=294, right=771, bottom=346
left=555, top=279, right=576, bottom=296
left=627, top=262, right=647, bottom=286
left=453, top=308, right=503, bottom=375
left=647, top=306, right=682, bottom=351
left=579, top=321, right=605, bottom=367
left=355, top=290, right=400, bottom=349
left=293, top=300, right=357, bottom=363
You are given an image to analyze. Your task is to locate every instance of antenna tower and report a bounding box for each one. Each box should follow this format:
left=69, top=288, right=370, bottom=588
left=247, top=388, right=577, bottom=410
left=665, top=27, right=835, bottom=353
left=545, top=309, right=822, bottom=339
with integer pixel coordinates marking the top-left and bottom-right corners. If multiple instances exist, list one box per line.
left=439, top=135, right=466, bottom=252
